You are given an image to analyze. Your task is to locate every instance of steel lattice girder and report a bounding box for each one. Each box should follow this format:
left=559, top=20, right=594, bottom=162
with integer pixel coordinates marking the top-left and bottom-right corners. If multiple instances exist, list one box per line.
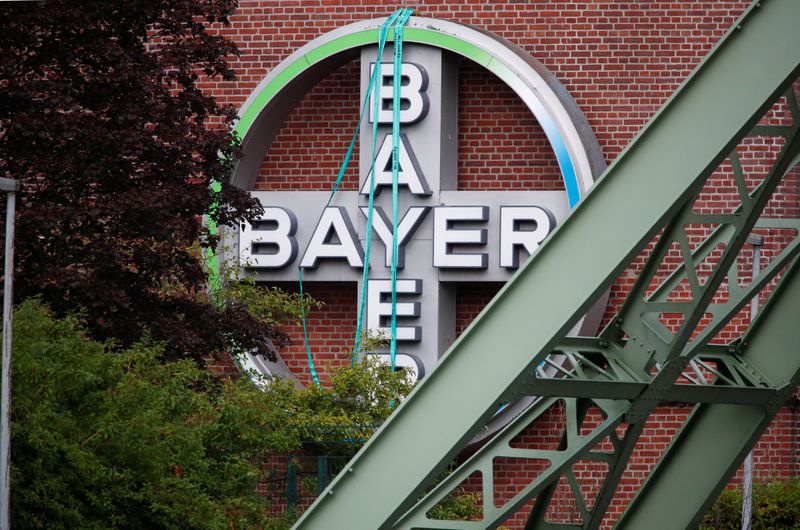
left=393, top=262, right=800, bottom=529
left=617, top=267, right=800, bottom=528
left=292, top=1, right=800, bottom=529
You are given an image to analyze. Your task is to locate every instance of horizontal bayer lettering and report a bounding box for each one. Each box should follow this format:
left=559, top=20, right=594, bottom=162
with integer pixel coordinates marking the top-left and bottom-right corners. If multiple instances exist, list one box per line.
left=239, top=203, right=557, bottom=271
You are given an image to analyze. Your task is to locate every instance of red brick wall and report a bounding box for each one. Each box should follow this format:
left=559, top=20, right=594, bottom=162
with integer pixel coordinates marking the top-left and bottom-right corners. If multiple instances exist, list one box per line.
left=271, top=281, right=358, bottom=382
left=204, top=1, right=800, bottom=526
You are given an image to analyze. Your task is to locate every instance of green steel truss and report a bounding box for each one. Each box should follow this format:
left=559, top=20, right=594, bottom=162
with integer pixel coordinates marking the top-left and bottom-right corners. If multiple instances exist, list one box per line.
left=293, top=1, right=800, bottom=528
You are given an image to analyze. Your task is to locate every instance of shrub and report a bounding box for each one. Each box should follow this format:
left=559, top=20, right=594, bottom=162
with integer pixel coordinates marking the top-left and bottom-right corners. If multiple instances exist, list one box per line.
left=9, top=299, right=412, bottom=529
left=701, top=478, right=800, bottom=529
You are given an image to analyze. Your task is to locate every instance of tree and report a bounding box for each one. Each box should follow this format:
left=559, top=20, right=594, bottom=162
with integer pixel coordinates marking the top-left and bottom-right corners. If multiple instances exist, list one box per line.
left=11, top=300, right=413, bottom=529
left=0, top=0, right=273, bottom=363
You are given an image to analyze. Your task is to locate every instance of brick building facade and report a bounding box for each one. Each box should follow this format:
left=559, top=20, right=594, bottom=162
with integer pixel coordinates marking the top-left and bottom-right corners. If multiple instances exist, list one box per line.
left=205, top=2, right=800, bottom=527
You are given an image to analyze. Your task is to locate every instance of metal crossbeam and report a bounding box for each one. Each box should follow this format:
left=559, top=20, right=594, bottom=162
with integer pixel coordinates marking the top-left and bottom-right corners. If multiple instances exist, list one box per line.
left=529, top=379, right=781, bottom=405
left=618, top=263, right=800, bottom=528
left=396, top=252, right=799, bottom=529
left=394, top=396, right=629, bottom=529
left=293, top=1, right=800, bottom=528
left=392, top=249, right=797, bottom=528
left=522, top=98, right=800, bottom=528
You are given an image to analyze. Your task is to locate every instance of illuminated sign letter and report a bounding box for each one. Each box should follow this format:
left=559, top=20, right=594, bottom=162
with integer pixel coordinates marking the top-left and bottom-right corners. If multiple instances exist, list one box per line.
left=433, top=206, right=489, bottom=269
left=299, top=207, right=364, bottom=268
left=240, top=207, right=298, bottom=268
left=499, top=206, right=556, bottom=268
left=367, top=279, right=422, bottom=341
left=369, top=62, right=429, bottom=124
left=360, top=206, right=430, bottom=268
left=359, top=134, right=431, bottom=196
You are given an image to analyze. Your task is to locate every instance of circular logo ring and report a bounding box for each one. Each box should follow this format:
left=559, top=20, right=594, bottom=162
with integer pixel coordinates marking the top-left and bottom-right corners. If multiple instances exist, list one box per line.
left=228, top=18, right=609, bottom=440
left=232, top=17, right=605, bottom=201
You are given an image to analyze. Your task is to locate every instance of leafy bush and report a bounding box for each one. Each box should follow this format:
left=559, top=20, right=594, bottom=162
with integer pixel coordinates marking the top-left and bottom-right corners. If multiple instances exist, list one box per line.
left=701, top=478, right=800, bottom=529
left=428, top=488, right=483, bottom=522
left=254, top=354, right=413, bottom=458
left=10, top=300, right=412, bottom=529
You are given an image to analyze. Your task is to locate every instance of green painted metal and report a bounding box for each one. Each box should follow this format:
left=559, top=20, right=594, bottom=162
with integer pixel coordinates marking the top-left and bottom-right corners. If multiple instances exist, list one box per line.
left=617, top=262, right=800, bottom=529
left=287, top=461, right=298, bottom=510
left=316, top=456, right=329, bottom=495
left=396, top=396, right=629, bottom=529
left=523, top=89, right=800, bottom=528
left=293, top=1, right=800, bottom=528
left=394, top=216, right=798, bottom=527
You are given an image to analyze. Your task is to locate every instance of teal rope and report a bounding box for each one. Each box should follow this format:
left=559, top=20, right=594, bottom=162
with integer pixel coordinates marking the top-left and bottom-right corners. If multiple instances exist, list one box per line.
left=297, top=267, right=320, bottom=385
left=389, top=8, right=413, bottom=370
left=298, top=9, right=408, bottom=380
left=325, top=9, right=402, bottom=209
left=352, top=8, right=405, bottom=364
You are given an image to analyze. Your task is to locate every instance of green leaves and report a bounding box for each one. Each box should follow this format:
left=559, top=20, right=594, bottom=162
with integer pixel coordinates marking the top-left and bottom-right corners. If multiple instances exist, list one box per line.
left=701, top=478, right=800, bottom=529
left=277, top=355, right=414, bottom=456
left=219, top=275, right=321, bottom=330
left=10, top=300, right=269, bottom=528
left=10, top=300, right=415, bottom=528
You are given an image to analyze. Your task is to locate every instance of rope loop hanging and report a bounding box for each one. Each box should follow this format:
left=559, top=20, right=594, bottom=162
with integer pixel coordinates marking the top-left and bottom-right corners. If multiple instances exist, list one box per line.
left=299, top=8, right=414, bottom=382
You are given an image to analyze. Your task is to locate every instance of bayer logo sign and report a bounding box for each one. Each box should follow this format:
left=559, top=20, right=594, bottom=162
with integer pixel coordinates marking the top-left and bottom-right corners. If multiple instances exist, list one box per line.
left=228, top=17, right=607, bottom=385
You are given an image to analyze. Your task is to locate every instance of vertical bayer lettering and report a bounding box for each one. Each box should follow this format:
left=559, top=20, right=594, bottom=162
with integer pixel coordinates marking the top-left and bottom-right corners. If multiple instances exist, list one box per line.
left=366, top=279, right=422, bottom=341
left=369, top=63, right=429, bottom=124
left=358, top=134, right=431, bottom=196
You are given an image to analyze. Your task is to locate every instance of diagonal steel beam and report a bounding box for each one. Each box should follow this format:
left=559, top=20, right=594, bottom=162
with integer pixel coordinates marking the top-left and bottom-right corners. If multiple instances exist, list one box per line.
left=621, top=126, right=800, bottom=425
left=523, top=409, right=645, bottom=530
left=521, top=245, right=799, bottom=530
left=606, top=95, right=800, bottom=379
left=575, top=422, right=644, bottom=530
left=519, top=129, right=799, bottom=528
left=522, top=109, right=800, bottom=530
left=292, top=2, right=800, bottom=528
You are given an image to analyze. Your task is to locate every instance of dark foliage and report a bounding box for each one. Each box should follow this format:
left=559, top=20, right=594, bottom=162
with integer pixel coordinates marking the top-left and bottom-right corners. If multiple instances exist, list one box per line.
left=0, top=0, right=277, bottom=362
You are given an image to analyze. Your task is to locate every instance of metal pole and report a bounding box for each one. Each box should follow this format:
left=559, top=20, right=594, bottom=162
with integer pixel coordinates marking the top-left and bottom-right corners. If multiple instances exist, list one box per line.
left=0, top=178, right=18, bottom=530
left=742, top=234, right=763, bottom=530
